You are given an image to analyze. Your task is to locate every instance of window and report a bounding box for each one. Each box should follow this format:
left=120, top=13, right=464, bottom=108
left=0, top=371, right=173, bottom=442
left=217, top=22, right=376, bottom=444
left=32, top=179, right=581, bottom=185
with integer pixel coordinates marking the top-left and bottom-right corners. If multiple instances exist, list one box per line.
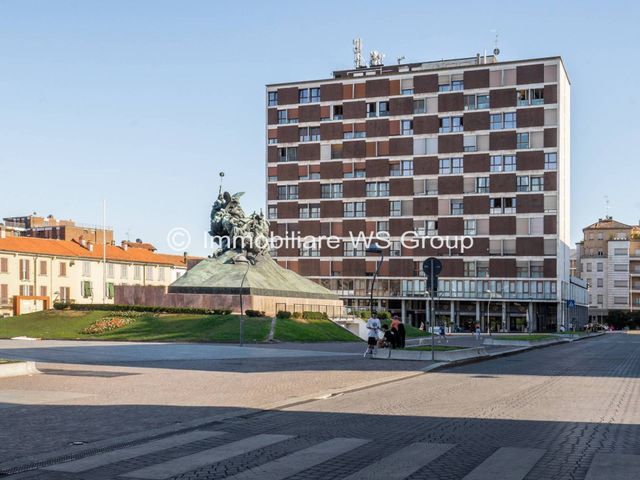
left=59, top=262, right=67, bottom=277
left=476, top=177, right=489, bottom=193
left=517, top=262, right=529, bottom=277
left=277, top=110, right=288, bottom=124
left=517, top=88, right=544, bottom=106
left=477, top=261, right=489, bottom=277
left=107, top=263, right=114, bottom=279
left=504, top=155, right=516, bottom=171
left=597, top=262, right=604, bottom=272
left=378, top=101, right=389, bottom=116
left=401, top=120, right=413, bottom=135
left=277, top=185, right=298, bottom=200
left=596, top=278, right=604, bottom=288
left=424, top=220, right=437, bottom=236
left=439, top=117, right=451, bottom=133
left=82, top=261, right=91, bottom=277
left=298, top=89, right=309, bottom=103
left=344, top=242, right=365, bottom=257
left=120, top=264, right=128, bottom=279
left=390, top=200, right=402, bottom=217
left=490, top=155, right=503, bottom=172
left=451, top=79, right=464, bottom=91
left=321, top=183, right=342, bottom=199
left=268, top=206, right=277, bottom=219
left=333, top=105, right=343, bottom=120
left=299, top=204, right=319, bottom=219
left=439, top=157, right=463, bottom=174
left=544, top=152, right=557, bottom=170
left=491, top=155, right=515, bottom=172
left=614, top=264, right=628, bottom=272
left=134, top=265, right=142, bottom=280
left=464, top=219, right=477, bottom=235
left=268, top=91, right=278, bottom=106
left=390, top=160, right=413, bottom=176
left=413, top=99, right=427, bottom=114
left=0, top=257, right=7, bottom=274
left=464, top=95, right=476, bottom=111
left=299, top=127, right=310, bottom=142
left=517, top=132, right=530, bottom=149
left=0, top=284, right=8, bottom=305
left=344, top=202, right=365, bottom=217
left=367, top=102, right=377, bottom=118
left=477, top=94, right=489, bottom=109
left=366, top=182, right=389, bottom=197
left=463, top=135, right=477, bottom=152
left=146, top=265, right=154, bottom=281
left=39, top=260, right=47, bottom=276
left=597, top=294, right=603, bottom=305
left=530, top=176, right=544, bottom=191
left=450, top=199, right=464, bottom=215
left=438, top=83, right=450, bottom=92
left=490, top=197, right=516, bottom=214
left=377, top=221, right=389, bottom=234
left=310, top=87, right=320, bottom=103
left=300, top=243, right=320, bottom=257
left=18, top=259, right=30, bottom=280
left=530, top=262, right=544, bottom=278
left=464, top=261, right=476, bottom=277
left=490, top=112, right=516, bottom=130
left=81, top=280, right=92, bottom=298
left=390, top=241, right=402, bottom=256
left=517, top=176, right=530, bottom=192
left=106, top=282, right=115, bottom=299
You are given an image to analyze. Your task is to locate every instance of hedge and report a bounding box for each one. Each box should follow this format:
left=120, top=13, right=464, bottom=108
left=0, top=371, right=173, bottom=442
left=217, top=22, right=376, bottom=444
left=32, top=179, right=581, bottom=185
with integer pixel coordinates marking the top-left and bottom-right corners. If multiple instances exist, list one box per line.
left=53, top=303, right=231, bottom=315
left=276, top=310, right=292, bottom=319
left=245, top=309, right=266, bottom=317
left=301, top=311, right=329, bottom=320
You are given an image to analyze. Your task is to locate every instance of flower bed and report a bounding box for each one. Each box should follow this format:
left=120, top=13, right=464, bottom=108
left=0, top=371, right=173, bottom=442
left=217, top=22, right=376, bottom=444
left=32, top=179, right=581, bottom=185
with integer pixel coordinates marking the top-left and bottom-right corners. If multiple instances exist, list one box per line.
left=81, top=311, right=145, bottom=335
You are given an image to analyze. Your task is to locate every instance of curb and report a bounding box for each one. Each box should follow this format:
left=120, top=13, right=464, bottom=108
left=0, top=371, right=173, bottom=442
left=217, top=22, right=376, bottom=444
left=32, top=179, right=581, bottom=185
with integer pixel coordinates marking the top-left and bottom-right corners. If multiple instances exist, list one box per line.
left=0, top=361, right=39, bottom=378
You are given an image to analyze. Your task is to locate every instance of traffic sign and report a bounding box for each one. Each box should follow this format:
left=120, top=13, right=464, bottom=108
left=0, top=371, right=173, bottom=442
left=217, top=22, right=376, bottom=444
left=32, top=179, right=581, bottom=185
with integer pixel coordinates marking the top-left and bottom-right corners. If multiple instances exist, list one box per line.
left=567, top=299, right=576, bottom=308
left=422, top=257, right=442, bottom=277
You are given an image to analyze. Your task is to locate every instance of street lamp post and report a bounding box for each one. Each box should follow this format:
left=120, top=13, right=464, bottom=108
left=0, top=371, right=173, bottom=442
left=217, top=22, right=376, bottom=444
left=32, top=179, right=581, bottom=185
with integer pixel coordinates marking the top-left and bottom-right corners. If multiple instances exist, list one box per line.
left=366, top=243, right=384, bottom=315
left=485, top=289, right=493, bottom=336
left=238, top=261, right=251, bottom=347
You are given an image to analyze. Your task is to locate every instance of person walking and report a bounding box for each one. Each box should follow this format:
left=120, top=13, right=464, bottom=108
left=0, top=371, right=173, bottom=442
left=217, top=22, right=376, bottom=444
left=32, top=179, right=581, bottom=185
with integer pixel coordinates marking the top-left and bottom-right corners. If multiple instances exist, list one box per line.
left=474, top=323, right=481, bottom=341
left=364, top=315, right=381, bottom=357
left=438, top=324, right=448, bottom=344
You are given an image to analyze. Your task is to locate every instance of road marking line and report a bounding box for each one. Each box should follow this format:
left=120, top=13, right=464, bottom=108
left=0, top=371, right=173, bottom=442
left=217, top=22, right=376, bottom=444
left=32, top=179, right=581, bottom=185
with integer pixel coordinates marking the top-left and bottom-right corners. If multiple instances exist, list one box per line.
left=121, top=433, right=293, bottom=479
left=224, top=437, right=369, bottom=480
left=462, top=447, right=545, bottom=480
left=585, top=453, right=640, bottom=480
left=342, top=442, right=455, bottom=479
left=44, top=430, right=224, bottom=473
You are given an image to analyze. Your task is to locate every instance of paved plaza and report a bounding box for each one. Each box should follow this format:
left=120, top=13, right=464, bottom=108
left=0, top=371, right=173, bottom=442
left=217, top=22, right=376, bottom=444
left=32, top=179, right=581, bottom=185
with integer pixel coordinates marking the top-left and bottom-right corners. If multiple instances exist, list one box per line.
left=0, top=334, right=639, bottom=479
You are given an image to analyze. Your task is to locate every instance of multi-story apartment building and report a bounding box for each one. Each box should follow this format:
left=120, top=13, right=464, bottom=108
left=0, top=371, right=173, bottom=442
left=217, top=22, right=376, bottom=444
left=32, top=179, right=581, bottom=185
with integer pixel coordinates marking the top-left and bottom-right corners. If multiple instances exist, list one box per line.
left=0, top=235, right=189, bottom=316
left=576, top=216, right=640, bottom=322
left=3, top=214, right=114, bottom=245
left=266, top=53, right=585, bottom=332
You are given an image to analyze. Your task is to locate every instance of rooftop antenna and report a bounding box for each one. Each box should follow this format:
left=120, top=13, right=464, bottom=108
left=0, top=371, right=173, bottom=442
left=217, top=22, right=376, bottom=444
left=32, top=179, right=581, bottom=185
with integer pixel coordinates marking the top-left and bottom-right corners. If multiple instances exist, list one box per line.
left=604, top=195, right=610, bottom=218
left=218, top=171, right=225, bottom=194
left=397, top=55, right=405, bottom=65
left=492, top=30, right=500, bottom=57
left=353, top=38, right=364, bottom=68
left=369, top=50, right=385, bottom=67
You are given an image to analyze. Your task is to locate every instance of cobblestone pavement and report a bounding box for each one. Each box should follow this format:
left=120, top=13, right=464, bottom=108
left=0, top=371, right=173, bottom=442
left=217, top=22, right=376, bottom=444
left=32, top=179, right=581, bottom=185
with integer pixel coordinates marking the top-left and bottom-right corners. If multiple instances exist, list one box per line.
left=2, top=333, right=639, bottom=479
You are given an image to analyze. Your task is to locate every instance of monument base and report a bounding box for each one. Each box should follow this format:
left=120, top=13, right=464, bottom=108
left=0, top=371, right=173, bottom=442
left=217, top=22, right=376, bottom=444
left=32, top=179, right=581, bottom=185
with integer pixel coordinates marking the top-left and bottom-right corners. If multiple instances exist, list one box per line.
left=114, top=285, right=344, bottom=317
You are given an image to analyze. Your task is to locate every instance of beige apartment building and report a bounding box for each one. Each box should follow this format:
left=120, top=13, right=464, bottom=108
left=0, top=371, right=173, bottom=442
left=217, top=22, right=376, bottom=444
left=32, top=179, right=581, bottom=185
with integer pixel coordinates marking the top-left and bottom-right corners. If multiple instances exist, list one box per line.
left=576, top=216, right=640, bottom=322
left=0, top=235, right=189, bottom=316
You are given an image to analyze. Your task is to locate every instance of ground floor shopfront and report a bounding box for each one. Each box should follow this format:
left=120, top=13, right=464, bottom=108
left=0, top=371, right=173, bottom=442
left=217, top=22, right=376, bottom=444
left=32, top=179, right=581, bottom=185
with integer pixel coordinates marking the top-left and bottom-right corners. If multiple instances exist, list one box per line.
left=343, top=297, right=588, bottom=333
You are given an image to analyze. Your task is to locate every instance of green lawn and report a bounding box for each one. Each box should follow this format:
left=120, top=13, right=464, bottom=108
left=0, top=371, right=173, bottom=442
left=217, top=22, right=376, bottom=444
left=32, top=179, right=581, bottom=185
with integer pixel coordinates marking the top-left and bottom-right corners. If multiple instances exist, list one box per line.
left=0, top=310, right=359, bottom=343
left=0, top=359, right=19, bottom=364
left=274, top=317, right=360, bottom=342
left=406, top=345, right=464, bottom=351
left=494, top=334, right=556, bottom=341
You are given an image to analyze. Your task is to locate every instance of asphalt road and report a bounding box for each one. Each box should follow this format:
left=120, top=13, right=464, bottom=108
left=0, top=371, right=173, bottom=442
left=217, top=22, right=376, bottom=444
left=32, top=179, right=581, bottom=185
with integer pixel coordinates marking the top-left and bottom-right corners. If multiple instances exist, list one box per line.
left=1, top=333, right=639, bottom=479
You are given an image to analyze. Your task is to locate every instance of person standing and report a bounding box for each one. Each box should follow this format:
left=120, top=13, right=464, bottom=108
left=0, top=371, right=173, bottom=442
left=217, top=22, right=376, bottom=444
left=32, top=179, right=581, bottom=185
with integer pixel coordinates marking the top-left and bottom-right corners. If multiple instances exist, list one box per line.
left=392, top=315, right=406, bottom=348
left=475, top=323, right=481, bottom=341
left=364, top=315, right=381, bottom=357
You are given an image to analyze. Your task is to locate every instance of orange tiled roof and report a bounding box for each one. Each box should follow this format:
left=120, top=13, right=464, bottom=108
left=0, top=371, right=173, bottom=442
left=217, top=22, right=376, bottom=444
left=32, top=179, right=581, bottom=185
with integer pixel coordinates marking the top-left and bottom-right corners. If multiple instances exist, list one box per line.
left=0, top=237, right=191, bottom=267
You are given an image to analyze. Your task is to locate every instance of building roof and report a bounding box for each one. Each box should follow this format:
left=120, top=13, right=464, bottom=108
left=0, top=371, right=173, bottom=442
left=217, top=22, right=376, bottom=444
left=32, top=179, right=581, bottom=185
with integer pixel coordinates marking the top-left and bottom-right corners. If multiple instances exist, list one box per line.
left=122, top=240, right=157, bottom=252
left=266, top=55, right=567, bottom=87
left=583, top=216, right=633, bottom=231
left=0, top=236, right=191, bottom=267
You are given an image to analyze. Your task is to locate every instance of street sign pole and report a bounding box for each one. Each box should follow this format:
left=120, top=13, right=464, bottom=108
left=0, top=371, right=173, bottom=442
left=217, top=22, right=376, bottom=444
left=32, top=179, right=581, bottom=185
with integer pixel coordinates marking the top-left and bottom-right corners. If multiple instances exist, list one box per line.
left=422, top=257, right=442, bottom=362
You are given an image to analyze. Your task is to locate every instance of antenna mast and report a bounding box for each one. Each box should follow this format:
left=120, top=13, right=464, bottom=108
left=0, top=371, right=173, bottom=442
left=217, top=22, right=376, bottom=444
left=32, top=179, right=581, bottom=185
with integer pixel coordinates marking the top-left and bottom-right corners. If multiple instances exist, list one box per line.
left=353, top=38, right=364, bottom=68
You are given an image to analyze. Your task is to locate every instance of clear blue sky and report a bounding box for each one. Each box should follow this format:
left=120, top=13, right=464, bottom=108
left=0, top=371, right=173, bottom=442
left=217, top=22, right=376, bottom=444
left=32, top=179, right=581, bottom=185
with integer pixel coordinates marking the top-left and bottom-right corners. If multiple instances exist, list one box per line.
left=1, top=0, right=639, bottom=256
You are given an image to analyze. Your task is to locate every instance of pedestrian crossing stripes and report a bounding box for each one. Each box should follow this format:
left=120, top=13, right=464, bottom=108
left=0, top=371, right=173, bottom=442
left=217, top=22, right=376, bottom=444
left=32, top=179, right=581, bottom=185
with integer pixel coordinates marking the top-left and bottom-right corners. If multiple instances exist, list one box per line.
left=43, top=430, right=224, bottom=473
left=31, top=427, right=640, bottom=480
left=224, top=437, right=369, bottom=479
left=341, top=442, right=455, bottom=480
left=462, top=447, right=545, bottom=480
left=121, top=433, right=293, bottom=479
left=585, top=453, right=640, bottom=480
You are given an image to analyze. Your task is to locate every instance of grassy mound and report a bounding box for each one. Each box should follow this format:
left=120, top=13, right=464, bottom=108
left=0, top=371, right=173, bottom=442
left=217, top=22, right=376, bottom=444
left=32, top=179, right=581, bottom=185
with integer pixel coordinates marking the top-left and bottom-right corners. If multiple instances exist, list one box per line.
left=0, top=310, right=359, bottom=343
